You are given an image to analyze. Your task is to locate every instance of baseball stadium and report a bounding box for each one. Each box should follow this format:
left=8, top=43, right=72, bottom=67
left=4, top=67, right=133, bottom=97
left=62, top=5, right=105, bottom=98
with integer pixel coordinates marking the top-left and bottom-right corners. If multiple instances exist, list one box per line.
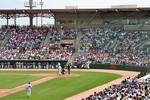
left=0, top=0, right=150, bottom=100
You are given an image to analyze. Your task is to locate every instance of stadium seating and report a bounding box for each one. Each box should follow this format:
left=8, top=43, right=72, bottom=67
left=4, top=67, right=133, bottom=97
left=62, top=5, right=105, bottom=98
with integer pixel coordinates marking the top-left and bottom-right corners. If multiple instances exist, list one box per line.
left=74, top=28, right=150, bottom=68
left=0, top=26, right=149, bottom=69
left=83, top=72, right=150, bottom=100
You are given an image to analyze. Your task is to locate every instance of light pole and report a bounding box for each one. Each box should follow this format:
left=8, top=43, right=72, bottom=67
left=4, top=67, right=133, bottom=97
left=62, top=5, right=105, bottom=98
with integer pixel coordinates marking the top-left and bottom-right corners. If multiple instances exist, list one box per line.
left=40, top=0, right=44, bottom=26
left=24, top=0, right=37, bottom=26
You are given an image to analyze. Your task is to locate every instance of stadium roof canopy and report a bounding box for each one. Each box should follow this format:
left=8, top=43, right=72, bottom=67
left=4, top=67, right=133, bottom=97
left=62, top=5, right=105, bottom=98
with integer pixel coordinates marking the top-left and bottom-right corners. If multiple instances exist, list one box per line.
left=1, top=7, right=150, bottom=26
left=0, top=7, right=150, bottom=14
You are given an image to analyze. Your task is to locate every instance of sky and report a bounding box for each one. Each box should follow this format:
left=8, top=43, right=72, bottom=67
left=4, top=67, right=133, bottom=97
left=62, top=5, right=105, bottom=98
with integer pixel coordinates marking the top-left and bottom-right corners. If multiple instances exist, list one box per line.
left=0, top=0, right=150, bottom=9
left=0, top=0, right=150, bottom=26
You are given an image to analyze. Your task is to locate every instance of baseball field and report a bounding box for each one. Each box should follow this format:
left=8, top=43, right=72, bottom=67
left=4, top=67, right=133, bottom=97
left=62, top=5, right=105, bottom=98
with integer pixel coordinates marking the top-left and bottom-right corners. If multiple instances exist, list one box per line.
left=0, top=69, right=139, bottom=100
left=0, top=70, right=121, bottom=100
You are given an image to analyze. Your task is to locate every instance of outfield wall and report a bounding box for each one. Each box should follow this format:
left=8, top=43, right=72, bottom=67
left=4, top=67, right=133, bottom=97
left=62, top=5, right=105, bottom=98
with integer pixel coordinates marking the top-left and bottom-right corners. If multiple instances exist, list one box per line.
left=0, top=60, right=149, bottom=73
left=90, top=64, right=150, bottom=73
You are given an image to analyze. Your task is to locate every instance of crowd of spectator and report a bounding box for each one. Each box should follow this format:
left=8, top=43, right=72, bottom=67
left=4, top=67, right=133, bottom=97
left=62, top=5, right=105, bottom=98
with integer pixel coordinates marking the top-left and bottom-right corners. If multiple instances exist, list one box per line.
left=46, top=27, right=76, bottom=60
left=0, top=26, right=76, bottom=61
left=0, top=28, right=7, bottom=41
left=0, top=26, right=49, bottom=60
left=83, top=72, right=150, bottom=100
left=74, top=28, right=150, bottom=68
left=0, top=26, right=149, bottom=68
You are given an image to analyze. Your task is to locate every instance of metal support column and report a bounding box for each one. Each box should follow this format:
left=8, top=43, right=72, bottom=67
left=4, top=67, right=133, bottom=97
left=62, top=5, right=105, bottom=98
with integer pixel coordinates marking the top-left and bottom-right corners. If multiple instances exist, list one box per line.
left=40, top=0, right=44, bottom=26
left=6, top=14, right=9, bottom=28
left=29, top=14, right=33, bottom=27
left=36, top=14, right=38, bottom=26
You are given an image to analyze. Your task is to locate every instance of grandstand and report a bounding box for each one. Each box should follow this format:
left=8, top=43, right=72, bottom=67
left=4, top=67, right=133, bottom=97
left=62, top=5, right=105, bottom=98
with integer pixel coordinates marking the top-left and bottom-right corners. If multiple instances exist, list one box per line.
left=0, top=7, right=149, bottom=69
left=0, top=6, right=149, bottom=100
left=83, top=72, right=150, bottom=100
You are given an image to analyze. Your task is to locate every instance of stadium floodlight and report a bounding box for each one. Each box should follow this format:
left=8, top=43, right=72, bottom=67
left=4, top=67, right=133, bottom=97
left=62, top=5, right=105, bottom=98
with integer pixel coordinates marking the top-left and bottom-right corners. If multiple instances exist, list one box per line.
left=24, top=0, right=38, bottom=26
left=39, top=0, right=44, bottom=8
left=24, top=0, right=38, bottom=9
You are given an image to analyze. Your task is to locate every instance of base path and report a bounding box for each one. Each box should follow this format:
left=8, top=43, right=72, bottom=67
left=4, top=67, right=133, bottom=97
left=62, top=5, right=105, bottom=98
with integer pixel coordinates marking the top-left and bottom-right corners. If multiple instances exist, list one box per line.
left=65, top=69, right=140, bottom=100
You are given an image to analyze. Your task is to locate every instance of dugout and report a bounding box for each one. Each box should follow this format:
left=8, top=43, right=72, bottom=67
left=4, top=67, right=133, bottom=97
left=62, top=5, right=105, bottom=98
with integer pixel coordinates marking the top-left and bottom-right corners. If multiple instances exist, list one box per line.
left=0, top=60, right=67, bottom=69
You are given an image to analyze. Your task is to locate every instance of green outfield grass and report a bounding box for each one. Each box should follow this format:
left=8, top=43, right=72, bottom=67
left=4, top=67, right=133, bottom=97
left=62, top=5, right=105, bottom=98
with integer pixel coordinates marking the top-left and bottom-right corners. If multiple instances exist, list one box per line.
left=0, top=70, right=121, bottom=100
left=0, top=70, right=56, bottom=89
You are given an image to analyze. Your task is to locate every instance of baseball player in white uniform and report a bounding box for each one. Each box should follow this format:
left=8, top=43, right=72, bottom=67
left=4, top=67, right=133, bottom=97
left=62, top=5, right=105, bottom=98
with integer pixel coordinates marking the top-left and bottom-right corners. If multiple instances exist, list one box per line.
left=57, top=62, right=62, bottom=76
left=27, top=82, right=32, bottom=97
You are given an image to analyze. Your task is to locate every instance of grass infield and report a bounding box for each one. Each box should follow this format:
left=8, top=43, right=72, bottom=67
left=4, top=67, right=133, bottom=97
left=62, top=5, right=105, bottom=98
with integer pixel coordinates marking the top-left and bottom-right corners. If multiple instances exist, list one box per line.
left=0, top=70, right=121, bottom=100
